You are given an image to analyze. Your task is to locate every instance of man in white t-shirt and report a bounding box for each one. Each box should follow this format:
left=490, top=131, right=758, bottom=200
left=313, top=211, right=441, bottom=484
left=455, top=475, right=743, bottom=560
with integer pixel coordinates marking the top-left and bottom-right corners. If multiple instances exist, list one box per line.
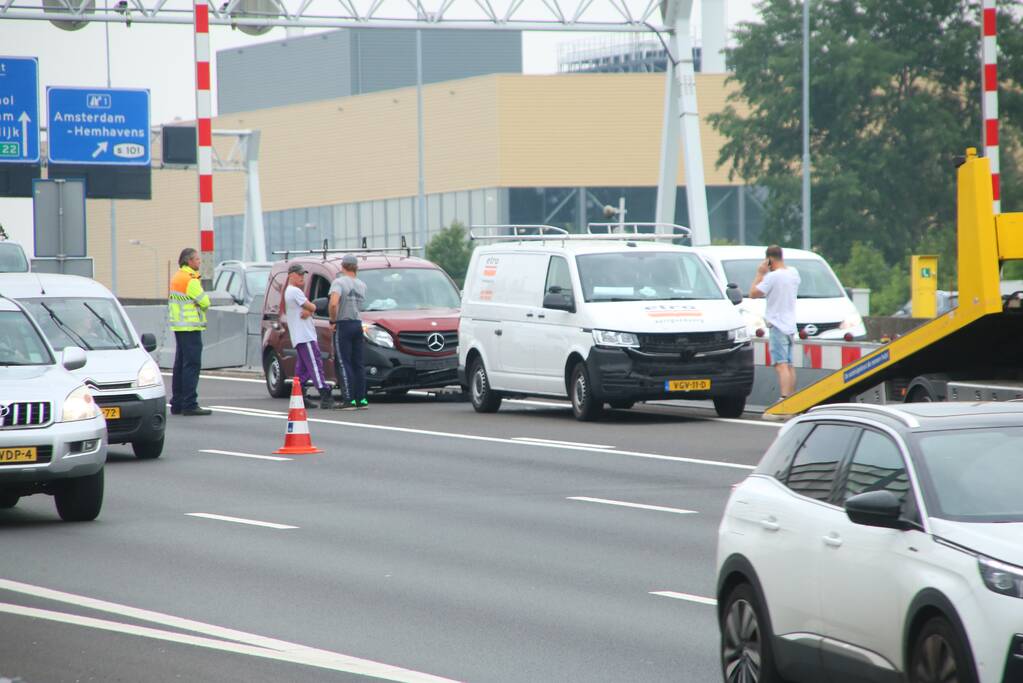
left=750, top=245, right=801, bottom=412
left=284, top=264, right=333, bottom=409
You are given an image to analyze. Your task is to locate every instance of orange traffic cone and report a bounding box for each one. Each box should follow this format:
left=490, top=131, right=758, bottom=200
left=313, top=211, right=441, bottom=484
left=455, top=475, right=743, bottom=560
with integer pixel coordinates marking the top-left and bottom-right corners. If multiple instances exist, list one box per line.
left=274, top=379, right=323, bottom=455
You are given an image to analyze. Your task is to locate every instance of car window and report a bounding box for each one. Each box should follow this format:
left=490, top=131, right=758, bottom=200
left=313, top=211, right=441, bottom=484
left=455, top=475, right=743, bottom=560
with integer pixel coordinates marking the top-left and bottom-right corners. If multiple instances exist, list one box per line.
left=721, top=258, right=844, bottom=299
left=840, top=429, right=911, bottom=504
left=309, top=274, right=332, bottom=307
left=360, top=268, right=461, bottom=311
left=0, top=243, right=30, bottom=272
left=214, top=271, right=231, bottom=291
left=265, top=272, right=287, bottom=316
left=245, top=269, right=270, bottom=302
left=545, top=256, right=572, bottom=295
left=226, top=272, right=244, bottom=301
left=785, top=423, right=858, bottom=502
left=754, top=421, right=813, bottom=479
left=0, top=310, right=53, bottom=365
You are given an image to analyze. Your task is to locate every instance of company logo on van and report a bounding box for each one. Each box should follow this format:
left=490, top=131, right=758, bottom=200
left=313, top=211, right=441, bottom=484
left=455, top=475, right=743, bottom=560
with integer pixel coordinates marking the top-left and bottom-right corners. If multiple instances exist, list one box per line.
left=482, top=256, right=500, bottom=278
left=644, top=304, right=703, bottom=319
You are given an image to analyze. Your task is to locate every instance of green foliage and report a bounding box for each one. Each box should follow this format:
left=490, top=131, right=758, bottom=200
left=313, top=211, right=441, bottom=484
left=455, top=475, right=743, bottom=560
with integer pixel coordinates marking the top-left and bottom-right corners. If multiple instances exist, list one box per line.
left=710, top=0, right=1023, bottom=290
left=833, top=242, right=909, bottom=315
left=425, top=222, right=475, bottom=288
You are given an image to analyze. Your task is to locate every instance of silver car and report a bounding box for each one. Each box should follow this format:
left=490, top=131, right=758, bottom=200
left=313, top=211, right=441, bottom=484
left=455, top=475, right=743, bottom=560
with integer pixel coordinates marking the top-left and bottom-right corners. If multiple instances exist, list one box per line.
left=0, top=297, right=107, bottom=521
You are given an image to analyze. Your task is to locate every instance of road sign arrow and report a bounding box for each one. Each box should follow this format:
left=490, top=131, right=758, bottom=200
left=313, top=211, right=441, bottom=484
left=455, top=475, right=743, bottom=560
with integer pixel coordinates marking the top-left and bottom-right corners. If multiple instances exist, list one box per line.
left=18, top=111, right=30, bottom=158
left=92, top=141, right=109, bottom=159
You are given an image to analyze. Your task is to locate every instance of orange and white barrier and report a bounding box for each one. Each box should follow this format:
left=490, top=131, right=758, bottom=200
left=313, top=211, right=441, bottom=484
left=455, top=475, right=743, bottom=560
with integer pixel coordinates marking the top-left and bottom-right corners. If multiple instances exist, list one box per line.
left=274, top=379, right=322, bottom=455
left=752, top=337, right=882, bottom=370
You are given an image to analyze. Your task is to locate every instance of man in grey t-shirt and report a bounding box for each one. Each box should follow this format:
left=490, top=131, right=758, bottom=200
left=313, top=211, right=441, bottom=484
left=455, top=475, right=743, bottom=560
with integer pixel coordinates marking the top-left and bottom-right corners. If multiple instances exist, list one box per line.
left=329, top=254, right=368, bottom=409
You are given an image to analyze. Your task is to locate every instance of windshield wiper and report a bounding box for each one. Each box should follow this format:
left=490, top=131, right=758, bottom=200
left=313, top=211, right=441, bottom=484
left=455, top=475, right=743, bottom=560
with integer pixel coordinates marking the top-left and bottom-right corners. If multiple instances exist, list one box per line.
left=83, top=302, right=130, bottom=349
left=39, top=302, right=93, bottom=350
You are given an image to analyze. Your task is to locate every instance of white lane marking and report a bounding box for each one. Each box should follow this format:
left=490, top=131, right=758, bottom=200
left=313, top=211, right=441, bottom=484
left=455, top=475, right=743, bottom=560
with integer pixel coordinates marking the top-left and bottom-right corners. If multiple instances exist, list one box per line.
left=209, top=406, right=756, bottom=471
left=199, top=449, right=291, bottom=462
left=161, top=371, right=265, bottom=384
left=709, top=417, right=781, bottom=429
left=186, top=513, right=298, bottom=530
left=650, top=591, right=717, bottom=606
left=0, top=580, right=458, bottom=683
left=567, top=497, right=696, bottom=515
left=513, top=437, right=614, bottom=449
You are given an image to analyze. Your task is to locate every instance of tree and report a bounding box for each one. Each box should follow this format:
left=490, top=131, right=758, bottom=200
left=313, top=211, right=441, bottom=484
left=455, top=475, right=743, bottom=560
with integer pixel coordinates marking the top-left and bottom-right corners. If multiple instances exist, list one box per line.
left=709, top=0, right=1023, bottom=273
left=833, top=241, right=909, bottom=315
left=425, top=222, right=475, bottom=287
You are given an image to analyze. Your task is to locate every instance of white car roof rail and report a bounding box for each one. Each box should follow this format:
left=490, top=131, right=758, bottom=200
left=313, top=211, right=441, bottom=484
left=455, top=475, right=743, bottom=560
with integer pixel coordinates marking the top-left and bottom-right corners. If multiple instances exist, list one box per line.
left=469, top=225, right=569, bottom=241
left=470, top=224, right=690, bottom=243
left=586, top=222, right=692, bottom=238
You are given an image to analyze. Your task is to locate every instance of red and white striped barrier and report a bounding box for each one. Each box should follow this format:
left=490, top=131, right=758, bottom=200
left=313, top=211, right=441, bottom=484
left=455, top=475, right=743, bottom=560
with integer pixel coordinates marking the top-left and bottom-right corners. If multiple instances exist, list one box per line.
left=983, top=0, right=1000, bottom=213
left=193, top=1, right=215, bottom=280
left=752, top=338, right=882, bottom=371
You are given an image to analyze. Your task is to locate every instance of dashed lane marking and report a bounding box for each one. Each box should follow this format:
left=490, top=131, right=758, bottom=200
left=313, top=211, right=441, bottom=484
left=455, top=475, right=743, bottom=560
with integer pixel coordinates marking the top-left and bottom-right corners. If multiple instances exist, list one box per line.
left=650, top=591, right=717, bottom=606
left=208, top=406, right=756, bottom=471
left=513, top=437, right=614, bottom=449
left=199, top=449, right=291, bottom=462
left=567, top=497, right=696, bottom=515
left=185, top=513, right=298, bottom=530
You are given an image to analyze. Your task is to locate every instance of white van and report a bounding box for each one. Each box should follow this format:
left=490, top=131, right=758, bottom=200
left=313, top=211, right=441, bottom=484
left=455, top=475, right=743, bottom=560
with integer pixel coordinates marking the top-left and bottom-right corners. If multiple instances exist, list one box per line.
left=458, top=227, right=753, bottom=420
left=0, top=273, right=167, bottom=458
left=696, top=245, right=867, bottom=340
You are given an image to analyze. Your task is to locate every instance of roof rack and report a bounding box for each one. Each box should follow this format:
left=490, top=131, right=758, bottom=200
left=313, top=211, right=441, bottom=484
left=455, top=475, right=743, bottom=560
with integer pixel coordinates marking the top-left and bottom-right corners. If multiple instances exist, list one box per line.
left=586, top=222, right=692, bottom=238
left=806, top=403, right=919, bottom=428
left=470, top=224, right=690, bottom=243
left=271, top=236, right=422, bottom=261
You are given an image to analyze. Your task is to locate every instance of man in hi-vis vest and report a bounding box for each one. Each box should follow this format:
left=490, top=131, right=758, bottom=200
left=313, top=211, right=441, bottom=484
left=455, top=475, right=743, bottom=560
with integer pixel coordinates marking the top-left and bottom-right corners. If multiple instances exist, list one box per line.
left=168, top=248, right=212, bottom=416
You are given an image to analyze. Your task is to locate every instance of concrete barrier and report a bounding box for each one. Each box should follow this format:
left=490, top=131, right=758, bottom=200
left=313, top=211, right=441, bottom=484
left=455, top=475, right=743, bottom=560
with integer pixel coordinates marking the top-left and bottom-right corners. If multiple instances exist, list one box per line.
left=123, top=305, right=250, bottom=370
left=748, top=337, right=883, bottom=408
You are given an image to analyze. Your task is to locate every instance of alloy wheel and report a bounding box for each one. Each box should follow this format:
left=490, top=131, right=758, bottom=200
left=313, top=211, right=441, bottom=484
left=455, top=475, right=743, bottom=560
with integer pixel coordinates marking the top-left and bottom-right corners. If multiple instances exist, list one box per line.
left=722, top=598, right=762, bottom=683
left=912, top=633, right=960, bottom=683
left=472, top=367, right=486, bottom=403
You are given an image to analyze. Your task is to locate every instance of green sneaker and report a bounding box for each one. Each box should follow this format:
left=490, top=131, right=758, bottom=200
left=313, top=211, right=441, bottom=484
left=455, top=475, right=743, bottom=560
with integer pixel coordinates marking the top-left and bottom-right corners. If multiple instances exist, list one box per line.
left=339, top=400, right=358, bottom=411
left=357, top=398, right=369, bottom=410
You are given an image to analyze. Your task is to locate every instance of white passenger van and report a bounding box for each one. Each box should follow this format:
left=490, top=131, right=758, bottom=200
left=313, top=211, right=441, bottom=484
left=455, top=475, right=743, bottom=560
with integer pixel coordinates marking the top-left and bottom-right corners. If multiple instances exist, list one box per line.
left=696, top=245, right=867, bottom=340
left=458, top=226, right=754, bottom=420
left=0, top=273, right=167, bottom=458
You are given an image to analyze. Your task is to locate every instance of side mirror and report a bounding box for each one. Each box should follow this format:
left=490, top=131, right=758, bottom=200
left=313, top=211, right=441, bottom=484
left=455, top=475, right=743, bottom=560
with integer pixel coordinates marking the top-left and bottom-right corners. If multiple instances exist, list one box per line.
left=312, top=297, right=329, bottom=318
left=726, top=283, right=743, bottom=306
left=845, top=490, right=905, bottom=530
left=61, top=346, right=87, bottom=371
left=844, top=287, right=854, bottom=300
left=543, top=291, right=575, bottom=313
left=140, top=333, right=158, bottom=353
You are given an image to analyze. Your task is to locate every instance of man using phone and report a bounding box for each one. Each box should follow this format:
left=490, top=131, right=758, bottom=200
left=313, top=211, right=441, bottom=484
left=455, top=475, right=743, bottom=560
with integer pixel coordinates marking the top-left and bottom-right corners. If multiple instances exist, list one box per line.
left=750, top=245, right=801, bottom=419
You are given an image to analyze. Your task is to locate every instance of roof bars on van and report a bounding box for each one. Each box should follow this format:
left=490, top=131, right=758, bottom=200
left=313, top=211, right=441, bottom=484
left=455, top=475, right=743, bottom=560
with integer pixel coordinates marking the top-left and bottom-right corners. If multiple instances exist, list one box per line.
left=272, top=236, right=422, bottom=261
left=586, top=222, right=692, bottom=239
left=469, top=224, right=692, bottom=243
left=469, top=225, right=569, bottom=241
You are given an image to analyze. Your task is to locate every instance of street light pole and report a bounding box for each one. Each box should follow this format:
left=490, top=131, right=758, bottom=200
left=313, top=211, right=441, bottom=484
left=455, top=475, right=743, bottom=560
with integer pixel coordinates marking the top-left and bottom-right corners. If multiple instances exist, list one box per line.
left=801, top=0, right=811, bottom=251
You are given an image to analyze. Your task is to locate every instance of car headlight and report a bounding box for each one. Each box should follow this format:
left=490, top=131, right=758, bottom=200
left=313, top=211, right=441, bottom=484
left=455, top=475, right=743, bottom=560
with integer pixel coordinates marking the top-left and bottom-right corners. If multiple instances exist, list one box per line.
left=362, top=324, right=395, bottom=348
left=729, top=326, right=751, bottom=344
left=62, top=385, right=100, bottom=422
left=840, top=313, right=864, bottom=330
left=978, top=556, right=1023, bottom=599
left=136, top=359, right=162, bottom=388
left=592, top=329, right=640, bottom=348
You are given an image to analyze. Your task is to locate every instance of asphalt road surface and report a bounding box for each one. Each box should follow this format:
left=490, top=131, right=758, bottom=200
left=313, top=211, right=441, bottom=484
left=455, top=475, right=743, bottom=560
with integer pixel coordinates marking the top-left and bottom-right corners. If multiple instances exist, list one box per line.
left=0, top=374, right=779, bottom=682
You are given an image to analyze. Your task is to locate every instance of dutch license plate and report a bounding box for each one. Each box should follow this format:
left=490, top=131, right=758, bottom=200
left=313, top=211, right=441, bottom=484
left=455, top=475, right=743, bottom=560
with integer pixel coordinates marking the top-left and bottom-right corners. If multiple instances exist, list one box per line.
left=665, top=379, right=711, bottom=392
left=102, top=407, right=121, bottom=420
left=0, top=447, right=38, bottom=464
left=415, top=357, right=457, bottom=371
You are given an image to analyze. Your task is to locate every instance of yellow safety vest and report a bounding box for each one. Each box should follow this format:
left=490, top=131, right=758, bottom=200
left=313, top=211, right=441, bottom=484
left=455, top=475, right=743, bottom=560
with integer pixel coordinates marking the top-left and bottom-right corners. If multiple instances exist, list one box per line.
left=167, top=265, right=211, bottom=331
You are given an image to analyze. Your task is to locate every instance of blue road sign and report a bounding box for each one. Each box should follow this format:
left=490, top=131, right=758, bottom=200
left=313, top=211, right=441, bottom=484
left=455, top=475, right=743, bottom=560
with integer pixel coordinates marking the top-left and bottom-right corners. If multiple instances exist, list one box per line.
left=0, top=56, right=41, bottom=164
left=47, top=87, right=150, bottom=165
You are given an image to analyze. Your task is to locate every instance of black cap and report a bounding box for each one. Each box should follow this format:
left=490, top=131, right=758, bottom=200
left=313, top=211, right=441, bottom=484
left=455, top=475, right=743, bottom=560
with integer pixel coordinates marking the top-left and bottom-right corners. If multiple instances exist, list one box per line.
left=287, top=263, right=307, bottom=275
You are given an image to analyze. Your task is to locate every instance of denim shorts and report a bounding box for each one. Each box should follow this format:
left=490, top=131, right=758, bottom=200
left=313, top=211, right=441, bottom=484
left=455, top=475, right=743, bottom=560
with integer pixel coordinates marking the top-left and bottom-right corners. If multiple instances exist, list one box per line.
left=769, top=330, right=795, bottom=366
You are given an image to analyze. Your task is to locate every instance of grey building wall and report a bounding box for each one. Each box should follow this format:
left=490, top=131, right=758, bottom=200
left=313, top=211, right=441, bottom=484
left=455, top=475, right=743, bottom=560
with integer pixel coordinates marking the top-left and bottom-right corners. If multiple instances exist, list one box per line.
left=218, top=28, right=521, bottom=115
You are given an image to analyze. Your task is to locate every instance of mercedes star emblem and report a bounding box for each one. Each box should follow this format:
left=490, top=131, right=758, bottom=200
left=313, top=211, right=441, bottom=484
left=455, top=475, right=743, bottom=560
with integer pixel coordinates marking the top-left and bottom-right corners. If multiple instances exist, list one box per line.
left=426, top=332, right=446, bottom=352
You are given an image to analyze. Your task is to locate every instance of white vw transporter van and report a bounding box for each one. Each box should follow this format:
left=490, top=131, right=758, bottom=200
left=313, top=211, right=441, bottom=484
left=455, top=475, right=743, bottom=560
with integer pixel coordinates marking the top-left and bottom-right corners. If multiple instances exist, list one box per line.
left=458, top=226, right=753, bottom=420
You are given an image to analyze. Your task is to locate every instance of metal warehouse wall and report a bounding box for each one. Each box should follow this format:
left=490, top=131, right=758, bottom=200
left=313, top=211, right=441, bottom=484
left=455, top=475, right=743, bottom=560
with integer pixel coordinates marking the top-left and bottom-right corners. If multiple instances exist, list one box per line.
left=218, top=28, right=522, bottom=115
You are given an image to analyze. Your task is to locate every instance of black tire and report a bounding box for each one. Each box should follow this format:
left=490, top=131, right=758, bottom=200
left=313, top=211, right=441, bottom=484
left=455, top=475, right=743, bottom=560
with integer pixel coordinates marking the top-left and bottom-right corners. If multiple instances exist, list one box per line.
left=608, top=400, right=635, bottom=410
left=909, top=616, right=978, bottom=683
left=0, top=490, right=20, bottom=509
left=469, top=359, right=502, bottom=413
left=714, top=395, right=747, bottom=418
left=719, top=582, right=782, bottom=683
left=906, top=386, right=935, bottom=403
left=264, top=351, right=289, bottom=398
left=570, top=363, right=603, bottom=421
left=54, top=469, right=104, bottom=522
left=132, top=437, right=164, bottom=460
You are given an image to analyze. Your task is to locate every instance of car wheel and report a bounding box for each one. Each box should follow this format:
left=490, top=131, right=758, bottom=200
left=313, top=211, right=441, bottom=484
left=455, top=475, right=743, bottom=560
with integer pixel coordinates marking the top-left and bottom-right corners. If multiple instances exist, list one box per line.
left=469, top=359, right=502, bottom=413
left=264, top=351, right=289, bottom=398
left=909, top=616, right=978, bottom=683
left=132, top=437, right=164, bottom=460
left=0, top=490, right=20, bottom=509
left=906, top=387, right=935, bottom=403
left=54, top=469, right=104, bottom=522
left=608, top=400, right=634, bottom=410
left=714, top=395, right=747, bottom=418
left=570, top=363, right=602, bottom=421
left=720, top=583, right=781, bottom=683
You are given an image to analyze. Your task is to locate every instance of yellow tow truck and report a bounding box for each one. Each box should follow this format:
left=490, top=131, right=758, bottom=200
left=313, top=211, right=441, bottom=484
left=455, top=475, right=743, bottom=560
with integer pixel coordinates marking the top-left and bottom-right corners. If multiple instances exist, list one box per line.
left=767, top=147, right=1023, bottom=416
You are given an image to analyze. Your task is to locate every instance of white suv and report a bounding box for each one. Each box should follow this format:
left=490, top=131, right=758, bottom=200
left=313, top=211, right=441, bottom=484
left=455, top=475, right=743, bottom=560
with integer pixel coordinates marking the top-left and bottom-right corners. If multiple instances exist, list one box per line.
left=0, top=297, right=107, bottom=521
left=716, top=403, right=1023, bottom=683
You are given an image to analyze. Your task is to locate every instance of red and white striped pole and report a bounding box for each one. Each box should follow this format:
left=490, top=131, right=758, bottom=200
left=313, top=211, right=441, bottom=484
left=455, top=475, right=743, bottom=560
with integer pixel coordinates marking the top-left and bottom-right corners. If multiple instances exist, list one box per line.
left=982, top=0, right=1000, bottom=214
left=193, top=0, right=215, bottom=281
